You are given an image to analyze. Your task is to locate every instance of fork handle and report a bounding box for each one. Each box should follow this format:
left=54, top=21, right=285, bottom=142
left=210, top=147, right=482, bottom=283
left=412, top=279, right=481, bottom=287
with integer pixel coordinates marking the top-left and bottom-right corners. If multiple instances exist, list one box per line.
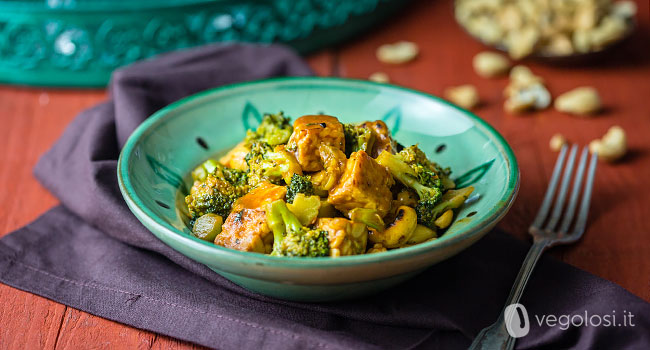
left=468, top=237, right=550, bottom=350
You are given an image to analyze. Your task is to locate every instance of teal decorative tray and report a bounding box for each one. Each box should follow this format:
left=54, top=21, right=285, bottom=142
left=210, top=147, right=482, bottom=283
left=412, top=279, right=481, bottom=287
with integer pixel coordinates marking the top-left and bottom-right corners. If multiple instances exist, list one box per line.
left=0, top=0, right=404, bottom=87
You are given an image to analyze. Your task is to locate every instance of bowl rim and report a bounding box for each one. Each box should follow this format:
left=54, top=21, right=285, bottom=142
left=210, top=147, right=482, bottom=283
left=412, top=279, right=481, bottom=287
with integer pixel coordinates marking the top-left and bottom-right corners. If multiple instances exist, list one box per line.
left=118, top=76, right=520, bottom=268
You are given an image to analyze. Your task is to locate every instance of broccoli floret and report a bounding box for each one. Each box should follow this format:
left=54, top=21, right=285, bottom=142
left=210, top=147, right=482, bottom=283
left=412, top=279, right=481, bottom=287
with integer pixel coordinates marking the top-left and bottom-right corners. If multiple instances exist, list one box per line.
left=185, top=165, right=249, bottom=219
left=343, top=123, right=376, bottom=157
left=400, top=145, right=453, bottom=188
left=245, top=142, right=302, bottom=187
left=213, top=162, right=248, bottom=186
left=398, top=145, right=444, bottom=187
left=245, top=112, right=293, bottom=146
left=376, top=149, right=443, bottom=229
left=266, top=200, right=329, bottom=257
left=414, top=198, right=444, bottom=231
left=286, top=174, right=314, bottom=203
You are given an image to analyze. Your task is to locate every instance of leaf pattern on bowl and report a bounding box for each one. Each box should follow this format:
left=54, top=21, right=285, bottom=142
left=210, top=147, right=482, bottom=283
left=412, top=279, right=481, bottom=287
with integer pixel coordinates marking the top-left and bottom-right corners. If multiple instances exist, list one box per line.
left=381, top=105, right=402, bottom=134
left=242, top=101, right=262, bottom=131
left=454, top=158, right=495, bottom=188
left=146, top=155, right=186, bottom=193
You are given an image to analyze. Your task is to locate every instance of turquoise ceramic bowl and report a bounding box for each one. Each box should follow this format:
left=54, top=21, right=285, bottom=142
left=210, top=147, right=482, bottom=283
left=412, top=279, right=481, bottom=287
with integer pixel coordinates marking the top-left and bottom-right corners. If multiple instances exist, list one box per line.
left=118, top=77, right=519, bottom=302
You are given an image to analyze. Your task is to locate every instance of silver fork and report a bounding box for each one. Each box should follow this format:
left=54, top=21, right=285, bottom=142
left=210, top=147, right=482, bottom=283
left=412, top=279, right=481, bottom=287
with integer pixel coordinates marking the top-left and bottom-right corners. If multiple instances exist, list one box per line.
left=468, top=144, right=598, bottom=350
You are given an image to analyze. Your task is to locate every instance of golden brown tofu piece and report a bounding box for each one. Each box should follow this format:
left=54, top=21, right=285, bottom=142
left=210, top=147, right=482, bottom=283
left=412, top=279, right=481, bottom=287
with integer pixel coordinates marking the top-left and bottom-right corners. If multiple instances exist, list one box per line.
left=216, top=209, right=272, bottom=253
left=215, top=182, right=286, bottom=253
left=360, top=120, right=397, bottom=157
left=287, top=115, right=345, bottom=171
left=316, top=218, right=368, bottom=257
left=328, top=150, right=394, bottom=217
left=231, top=182, right=287, bottom=212
left=219, top=141, right=250, bottom=171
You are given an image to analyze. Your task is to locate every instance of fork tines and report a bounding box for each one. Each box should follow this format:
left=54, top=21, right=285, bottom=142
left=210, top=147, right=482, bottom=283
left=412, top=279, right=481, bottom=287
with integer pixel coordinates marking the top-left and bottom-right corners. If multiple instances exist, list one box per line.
left=530, top=144, right=598, bottom=240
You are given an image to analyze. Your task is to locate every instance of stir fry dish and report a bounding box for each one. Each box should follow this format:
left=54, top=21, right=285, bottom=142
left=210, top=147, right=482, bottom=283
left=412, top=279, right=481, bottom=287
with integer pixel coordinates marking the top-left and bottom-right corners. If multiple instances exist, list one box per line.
left=184, top=113, right=474, bottom=257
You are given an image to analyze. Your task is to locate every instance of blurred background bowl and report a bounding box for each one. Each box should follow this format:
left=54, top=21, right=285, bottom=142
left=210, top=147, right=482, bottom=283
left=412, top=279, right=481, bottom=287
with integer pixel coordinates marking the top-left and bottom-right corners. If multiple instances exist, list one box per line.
left=462, top=19, right=636, bottom=65
left=453, top=0, right=637, bottom=65
left=0, top=0, right=406, bottom=87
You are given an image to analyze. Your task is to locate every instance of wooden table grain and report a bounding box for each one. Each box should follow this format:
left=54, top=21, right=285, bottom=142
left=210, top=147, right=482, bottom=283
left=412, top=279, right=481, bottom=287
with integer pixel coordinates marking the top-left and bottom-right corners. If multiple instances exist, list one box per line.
left=1, top=0, right=649, bottom=348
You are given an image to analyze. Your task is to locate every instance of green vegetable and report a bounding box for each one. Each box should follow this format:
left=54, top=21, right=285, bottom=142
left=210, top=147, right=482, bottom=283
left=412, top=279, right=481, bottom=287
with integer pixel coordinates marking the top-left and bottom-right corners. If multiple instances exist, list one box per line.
left=266, top=200, right=329, bottom=257
left=349, top=208, right=385, bottom=231
left=245, top=142, right=302, bottom=187
left=191, top=159, right=220, bottom=182
left=245, top=112, right=293, bottom=146
left=343, top=123, right=376, bottom=157
left=399, top=145, right=454, bottom=189
left=405, top=224, right=437, bottom=245
left=286, top=173, right=314, bottom=203
left=425, top=187, right=474, bottom=226
left=185, top=165, right=249, bottom=219
left=376, top=148, right=444, bottom=229
left=209, top=161, right=248, bottom=185
left=287, top=193, right=321, bottom=226
left=192, top=213, right=223, bottom=241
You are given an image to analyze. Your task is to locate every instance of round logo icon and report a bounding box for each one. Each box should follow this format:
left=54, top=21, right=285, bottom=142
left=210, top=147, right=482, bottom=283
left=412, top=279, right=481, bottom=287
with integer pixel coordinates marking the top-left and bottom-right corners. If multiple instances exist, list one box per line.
left=505, top=303, right=530, bottom=338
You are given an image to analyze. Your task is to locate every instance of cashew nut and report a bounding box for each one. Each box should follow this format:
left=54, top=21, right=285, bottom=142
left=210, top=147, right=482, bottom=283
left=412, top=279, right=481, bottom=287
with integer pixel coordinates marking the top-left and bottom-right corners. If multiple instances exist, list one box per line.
left=366, top=243, right=388, bottom=254
left=589, top=126, right=627, bottom=162
left=504, top=66, right=551, bottom=113
left=444, top=84, right=480, bottom=110
left=498, top=5, right=523, bottom=31
left=368, top=206, right=417, bottom=248
left=555, top=87, right=601, bottom=116
left=434, top=209, right=454, bottom=229
left=590, top=16, right=627, bottom=49
left=505, top=83, right=551, bottom=113
left=506, top=26, right=540, bottom=60
left=473, top=51, right=511, bottom=78
left=574, top=5, right=598, bottom=30
left=405, top=224, right=437, bottom=245
left=509, top=66, right=544, bottom=88
left=376, top=41, right=419, bottom=64
left=549, top=134, right=567, bottom=152
left=612, top=1, right=637, bottom=19
left=472, top=51, right=510, bottom=78
left=546, top=34, right=574, bottom=56
left=369, top=72, right=390, bottom=83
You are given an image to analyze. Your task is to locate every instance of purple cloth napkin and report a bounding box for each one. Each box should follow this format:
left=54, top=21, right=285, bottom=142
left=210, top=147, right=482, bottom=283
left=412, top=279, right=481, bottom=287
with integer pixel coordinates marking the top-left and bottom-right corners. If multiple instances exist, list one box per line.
left=0, top=44, right=648, bottom=350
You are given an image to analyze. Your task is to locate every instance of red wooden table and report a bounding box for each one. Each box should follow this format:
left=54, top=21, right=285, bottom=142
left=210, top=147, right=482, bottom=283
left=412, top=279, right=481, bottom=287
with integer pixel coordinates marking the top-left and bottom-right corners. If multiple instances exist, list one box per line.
left=1, top=0, right=649, bottom=348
